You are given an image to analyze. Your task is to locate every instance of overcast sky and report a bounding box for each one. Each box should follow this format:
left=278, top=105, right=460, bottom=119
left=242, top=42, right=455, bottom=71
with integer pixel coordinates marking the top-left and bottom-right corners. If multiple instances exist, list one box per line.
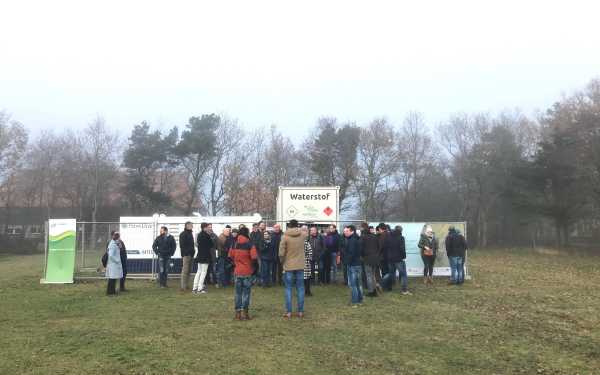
left=1, top=0, right=599, bottom=141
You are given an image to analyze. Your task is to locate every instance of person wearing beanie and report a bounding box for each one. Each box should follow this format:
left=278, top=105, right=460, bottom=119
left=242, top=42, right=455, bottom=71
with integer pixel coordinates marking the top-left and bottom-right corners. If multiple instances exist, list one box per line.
left=228, top=226, right=259, bottom=321
left=445, top=226, right=468, bottom=285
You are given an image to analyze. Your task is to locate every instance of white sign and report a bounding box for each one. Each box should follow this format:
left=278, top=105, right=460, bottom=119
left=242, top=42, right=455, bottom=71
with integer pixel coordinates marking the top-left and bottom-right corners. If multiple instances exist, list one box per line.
left=277, top=186, right=339, bottom=223
left=119, top=214, right=261, bottom=259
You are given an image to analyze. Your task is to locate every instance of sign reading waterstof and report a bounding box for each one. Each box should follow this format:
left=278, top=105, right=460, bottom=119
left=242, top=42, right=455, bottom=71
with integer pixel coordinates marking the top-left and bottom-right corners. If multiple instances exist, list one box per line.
left=278, top=187, right=339, bottom=223
left=42, top=219, right=77, bottom=284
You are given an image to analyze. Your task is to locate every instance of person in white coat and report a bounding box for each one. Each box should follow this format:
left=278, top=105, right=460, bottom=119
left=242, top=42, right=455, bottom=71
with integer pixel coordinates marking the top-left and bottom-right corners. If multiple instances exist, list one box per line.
left=106, top=232, right=124, bottom=295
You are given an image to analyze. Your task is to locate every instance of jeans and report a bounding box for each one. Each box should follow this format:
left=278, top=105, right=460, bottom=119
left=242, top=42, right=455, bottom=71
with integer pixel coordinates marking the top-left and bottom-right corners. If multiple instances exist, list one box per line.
left=386, top=261, right=408, bottom=292
left=260, top=259, right=273, bottom=286
left=234, top=276, right=253, bottom=311
left=449, top=256, right=465, bottom=284
left=348, top=265, right=363, bottom=304
left=217, top=257, right=231, bottom=287
left=364, top=264, right=378, bottom=293
left=180, top=255, right=192, bottom=290
left=284, top=270, right=305, bottom=313
left=193, top=263, right=209, bottom=291
left=158, top=256, right=170, bottom=287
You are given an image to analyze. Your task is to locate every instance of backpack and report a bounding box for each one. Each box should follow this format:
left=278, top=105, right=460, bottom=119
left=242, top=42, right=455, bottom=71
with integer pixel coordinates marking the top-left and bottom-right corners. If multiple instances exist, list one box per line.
left=101, top=251, right=108, bottom=268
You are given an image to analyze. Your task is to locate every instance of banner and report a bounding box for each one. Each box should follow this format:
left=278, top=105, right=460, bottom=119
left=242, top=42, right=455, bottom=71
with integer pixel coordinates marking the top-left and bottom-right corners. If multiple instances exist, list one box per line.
left=370, top=222, right=467, bottom=277
left=42, top=219, right=77, bottom=283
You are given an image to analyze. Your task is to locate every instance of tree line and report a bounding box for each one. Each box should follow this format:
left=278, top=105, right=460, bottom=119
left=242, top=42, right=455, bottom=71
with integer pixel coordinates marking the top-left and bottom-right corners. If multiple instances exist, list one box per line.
left=1, top=79, right=599, bottom=248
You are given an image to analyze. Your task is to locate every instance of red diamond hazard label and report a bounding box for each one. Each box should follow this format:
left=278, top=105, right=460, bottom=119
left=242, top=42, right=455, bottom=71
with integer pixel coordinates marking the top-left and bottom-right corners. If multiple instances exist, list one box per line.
left=323, top=206, right=333, bottom=216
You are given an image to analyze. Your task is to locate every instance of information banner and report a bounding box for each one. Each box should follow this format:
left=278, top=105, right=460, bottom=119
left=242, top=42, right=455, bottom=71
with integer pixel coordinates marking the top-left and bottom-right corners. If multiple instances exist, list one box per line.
left=370, top=222, right=467, bottom=277
left=42, top=219, right=77, bottom=283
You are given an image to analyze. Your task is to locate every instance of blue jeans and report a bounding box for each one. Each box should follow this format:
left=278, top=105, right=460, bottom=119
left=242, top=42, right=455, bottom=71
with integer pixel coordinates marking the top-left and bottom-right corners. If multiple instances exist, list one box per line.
left=348, top=265, right=363, bottom=304
left=284, top=270, right=305, bottom=313
left=386, top=261, right=408, bottom=292
left=234, top=276, right=253, bottom=311
left=449, top=256, right=464, bottom=284
left=157, top=256, right=170, bottom=286
left=260, top=259, right=273, bottom=286
left=216, top=257, right=230, bottom=287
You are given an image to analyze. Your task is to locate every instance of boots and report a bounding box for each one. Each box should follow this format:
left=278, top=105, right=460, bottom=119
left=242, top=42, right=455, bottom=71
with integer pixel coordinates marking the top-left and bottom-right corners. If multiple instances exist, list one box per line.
left=242, top=309, right=252, bottom=321
left=428, top=276, right=433, bottom=285
left=423, top=277, right=428, bottom=285
left=234, top=311, right=242, bottom=321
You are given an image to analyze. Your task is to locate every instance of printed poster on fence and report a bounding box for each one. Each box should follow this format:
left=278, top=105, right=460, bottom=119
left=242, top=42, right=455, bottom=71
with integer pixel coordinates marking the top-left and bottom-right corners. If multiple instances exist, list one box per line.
left=42, top=219, right=77, bottom=283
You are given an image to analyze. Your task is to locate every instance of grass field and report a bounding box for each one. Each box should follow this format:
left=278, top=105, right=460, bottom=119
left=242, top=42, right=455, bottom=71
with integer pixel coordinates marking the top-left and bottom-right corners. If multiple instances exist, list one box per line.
left=1, top=249, right=599, bottom=375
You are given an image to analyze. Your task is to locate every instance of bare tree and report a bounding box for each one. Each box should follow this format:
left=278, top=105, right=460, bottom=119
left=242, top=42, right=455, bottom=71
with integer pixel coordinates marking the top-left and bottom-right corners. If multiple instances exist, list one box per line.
left=202, top=116, right=242, bottom=216
left=354, top=118, right=400, bottom=219
left=395, top=111, right=435, bottom=220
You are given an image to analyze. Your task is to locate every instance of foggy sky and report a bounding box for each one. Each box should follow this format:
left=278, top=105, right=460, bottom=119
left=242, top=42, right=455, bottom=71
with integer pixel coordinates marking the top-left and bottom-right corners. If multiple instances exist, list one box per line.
left=1, top=0, right=599, bottom=140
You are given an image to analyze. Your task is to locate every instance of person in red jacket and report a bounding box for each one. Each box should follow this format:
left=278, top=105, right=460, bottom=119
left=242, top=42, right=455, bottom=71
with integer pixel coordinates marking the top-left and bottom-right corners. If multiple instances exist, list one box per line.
left=228, top=227, right=258, bottom=321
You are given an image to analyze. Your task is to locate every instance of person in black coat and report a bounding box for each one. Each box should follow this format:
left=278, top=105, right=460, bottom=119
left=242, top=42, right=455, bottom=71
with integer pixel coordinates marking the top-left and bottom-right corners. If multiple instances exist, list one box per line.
left=179, top=222, right=195, bottom=291
left=193, top=222, right=215, bottom=294
left=360, top=223, right=380, bottom=297
left=383, top=226, right=410, bottom=294
left=445, top=226, right=468, bottom=285
left=152, top=226, right=177, bottom=287
left=343, top=225, right=363, bottom=305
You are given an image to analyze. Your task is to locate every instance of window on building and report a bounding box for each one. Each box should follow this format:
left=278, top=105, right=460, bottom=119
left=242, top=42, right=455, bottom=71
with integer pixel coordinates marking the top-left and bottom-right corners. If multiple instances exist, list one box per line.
left=7, top=225, right=24, bottom=235
left=30, top=225, right=43, bottom=235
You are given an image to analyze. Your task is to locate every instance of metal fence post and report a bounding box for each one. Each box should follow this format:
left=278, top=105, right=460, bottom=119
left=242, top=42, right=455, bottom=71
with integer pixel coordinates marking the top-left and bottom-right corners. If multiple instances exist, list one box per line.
left=81, top=224, right=86, bottom=270
left=43, top=220, right=49, bottom=280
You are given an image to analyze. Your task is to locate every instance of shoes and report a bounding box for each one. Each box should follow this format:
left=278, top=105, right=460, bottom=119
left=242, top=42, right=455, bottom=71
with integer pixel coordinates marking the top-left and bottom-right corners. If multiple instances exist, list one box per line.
left=366, top=291, right=378, bottom=297
left=200, top=289, right=207, bottom=294
left=283, top=312, right=292, bottom=320
left=241, top=310, right=251, bottom=321
left=297, top=312, right=304, bottom=319
left=234, top=311, right=242, bottom=320
left=401, top=290, right=412, bottom=295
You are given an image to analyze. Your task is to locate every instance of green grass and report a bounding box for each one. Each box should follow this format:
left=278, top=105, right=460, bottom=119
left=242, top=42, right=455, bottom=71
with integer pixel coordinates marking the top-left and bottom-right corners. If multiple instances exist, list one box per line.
left=1, top=248, right=599, bottom=374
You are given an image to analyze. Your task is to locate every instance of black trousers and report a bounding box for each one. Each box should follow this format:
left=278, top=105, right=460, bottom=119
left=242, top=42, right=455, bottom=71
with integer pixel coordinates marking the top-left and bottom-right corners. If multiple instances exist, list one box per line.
left=422, top=255, right=436, bottom=277
left=120, top=268, right=127, bottom=291
left=321, top=253, right=332, bottom=284
left=304, top=279, right=312, bottom=295
left=107, top=278, right=117, bottom=295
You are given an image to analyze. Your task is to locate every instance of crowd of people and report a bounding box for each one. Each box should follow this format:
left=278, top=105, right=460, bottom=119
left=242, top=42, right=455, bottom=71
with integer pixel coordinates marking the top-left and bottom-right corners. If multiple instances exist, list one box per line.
left=104, top=219, right=468, bottom=320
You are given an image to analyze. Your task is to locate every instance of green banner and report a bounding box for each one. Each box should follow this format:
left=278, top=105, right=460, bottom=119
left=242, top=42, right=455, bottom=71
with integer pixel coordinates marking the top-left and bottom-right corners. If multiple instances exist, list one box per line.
left=43, top=219, right=76, bottom=283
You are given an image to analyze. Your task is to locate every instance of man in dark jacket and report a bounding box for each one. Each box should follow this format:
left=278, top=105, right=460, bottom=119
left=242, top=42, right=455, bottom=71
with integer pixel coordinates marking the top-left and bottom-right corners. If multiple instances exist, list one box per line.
left=308, top=226, right=324, bottom=284
left=324, top=224, right=342, bottom=284
left=343, top=225, right=363, bottom=306
left=446, top=226, right=467, bottom=285
left=251, top=221, right=266, bottom=285
left=152, top=226, right=176, bottom=287
left=179, top=222, right=195, bottom=291
left=270, top=224, right=283, bottom=285
left=193, top=222, right=215, bottom=293
left=360, top=223, right=380, bottom=297
left=383, top=225, right=410, bottom=294
left=376, top=223, right=389, bottom=289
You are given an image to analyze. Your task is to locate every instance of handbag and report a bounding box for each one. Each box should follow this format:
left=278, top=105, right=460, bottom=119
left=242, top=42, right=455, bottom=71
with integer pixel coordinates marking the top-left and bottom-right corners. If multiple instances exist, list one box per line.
left=101, top=252, right=108, bottom=268
left=423, top=248, right=434, bottom=257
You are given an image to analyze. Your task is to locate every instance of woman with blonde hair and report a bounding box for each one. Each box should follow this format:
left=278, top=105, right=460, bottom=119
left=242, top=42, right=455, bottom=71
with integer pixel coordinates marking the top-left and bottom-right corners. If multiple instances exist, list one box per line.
left=418, top=225, right=438, bottom=285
